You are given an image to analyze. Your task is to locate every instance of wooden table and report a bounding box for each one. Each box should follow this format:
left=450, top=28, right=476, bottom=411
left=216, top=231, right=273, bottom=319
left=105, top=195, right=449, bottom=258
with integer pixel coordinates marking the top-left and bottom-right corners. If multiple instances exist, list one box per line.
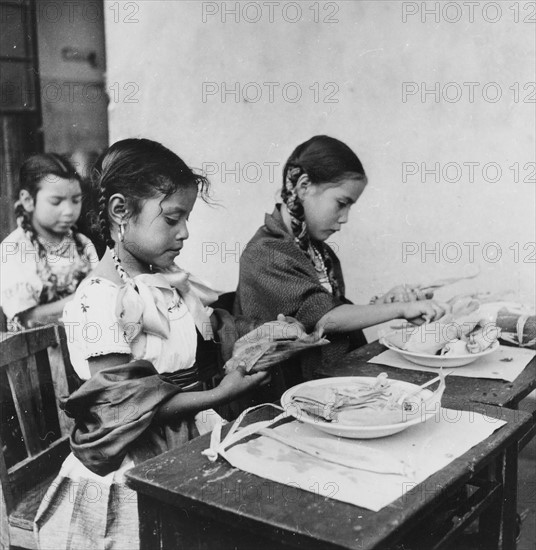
left=315, top=340, right=536, bottom=547
left=126, top=405, right=533, bottom=550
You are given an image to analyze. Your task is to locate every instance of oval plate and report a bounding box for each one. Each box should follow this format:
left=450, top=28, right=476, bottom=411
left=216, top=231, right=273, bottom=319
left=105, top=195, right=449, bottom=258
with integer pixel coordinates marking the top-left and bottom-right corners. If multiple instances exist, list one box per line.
left=380, top=337, right=500, bottom=368
left=281, top=377, right=437, bottom=439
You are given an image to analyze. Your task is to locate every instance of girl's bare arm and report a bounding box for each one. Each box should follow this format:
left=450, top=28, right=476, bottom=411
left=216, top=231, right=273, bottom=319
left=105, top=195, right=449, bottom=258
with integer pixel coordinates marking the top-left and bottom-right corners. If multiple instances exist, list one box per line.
left=87, top=354, right=268, bottom=422
left=18, top=295, right=74, bottom=327
left=316, top=301, right=445, bottom=334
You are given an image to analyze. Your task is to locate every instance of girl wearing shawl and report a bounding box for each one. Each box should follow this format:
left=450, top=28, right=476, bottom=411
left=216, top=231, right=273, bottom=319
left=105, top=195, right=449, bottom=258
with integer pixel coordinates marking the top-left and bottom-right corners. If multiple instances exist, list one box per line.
left=234, top=136, right=445, bottom=386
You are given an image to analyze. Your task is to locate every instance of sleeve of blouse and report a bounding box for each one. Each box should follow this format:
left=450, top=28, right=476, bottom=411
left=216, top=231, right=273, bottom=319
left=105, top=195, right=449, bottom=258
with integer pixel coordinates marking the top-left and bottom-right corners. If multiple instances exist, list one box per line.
left=0, top=240, right=43, bottom=320
left=63, top=279, right=132, bottom=359
left=238, top=240, right=342, bottom=332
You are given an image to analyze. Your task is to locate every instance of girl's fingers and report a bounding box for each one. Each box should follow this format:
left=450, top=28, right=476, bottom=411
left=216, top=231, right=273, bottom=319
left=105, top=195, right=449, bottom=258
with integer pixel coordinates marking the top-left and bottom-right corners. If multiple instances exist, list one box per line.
left=431, top=300, right=448, bottom=321
left=412, top=288, right=426, bottom=301
left=422, top=307, right=434, bottom=324
left=249, top=370, right=270, bottom=385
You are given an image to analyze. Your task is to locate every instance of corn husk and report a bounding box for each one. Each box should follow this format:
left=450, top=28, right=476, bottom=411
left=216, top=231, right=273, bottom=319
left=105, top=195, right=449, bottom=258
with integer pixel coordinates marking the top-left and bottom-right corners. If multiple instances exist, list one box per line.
left=291, top=372, right=445, bottom=426
left=224, top=331, right=329, bottom=373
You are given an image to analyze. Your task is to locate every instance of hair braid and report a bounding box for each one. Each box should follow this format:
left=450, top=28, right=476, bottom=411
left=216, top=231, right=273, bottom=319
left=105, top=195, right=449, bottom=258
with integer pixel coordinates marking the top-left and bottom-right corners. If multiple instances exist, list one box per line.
left=71, top=226, right=88, bottom=259
left=281, top=164, right=310, bottom=254
left=93, top=166, right=134, bottom=284
left=15, top=202, right=48, bottom=262
left=95, top=170, right=115, bottom=251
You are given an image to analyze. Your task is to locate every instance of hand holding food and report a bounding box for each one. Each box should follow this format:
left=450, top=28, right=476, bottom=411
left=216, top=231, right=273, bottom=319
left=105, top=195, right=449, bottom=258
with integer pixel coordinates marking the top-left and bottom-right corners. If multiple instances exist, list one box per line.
left=370, top=284, right=432, bottom=304
left=217, top=367, right=270, bottom=397
left=384, top=295, right=501, bottom=356
left=401, top=300, right=447, bottom=325
left=224, top=316, right=329, bottom=374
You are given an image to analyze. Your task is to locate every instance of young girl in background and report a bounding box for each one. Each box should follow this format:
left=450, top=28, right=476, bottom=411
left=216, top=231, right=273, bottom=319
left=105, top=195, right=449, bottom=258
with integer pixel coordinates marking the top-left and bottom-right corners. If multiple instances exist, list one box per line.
left=0, top=154, right=97, bottom=330
left=235, top=135, right=444, bottom=383
left=34, top=138, right=297, bottom=550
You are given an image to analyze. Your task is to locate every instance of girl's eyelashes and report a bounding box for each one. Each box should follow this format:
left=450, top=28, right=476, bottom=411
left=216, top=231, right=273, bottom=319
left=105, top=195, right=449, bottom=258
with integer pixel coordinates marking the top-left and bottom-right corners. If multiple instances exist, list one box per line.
left=165, top=216, right=180, bottom=226
left=47, top=197, right=82, bottom=206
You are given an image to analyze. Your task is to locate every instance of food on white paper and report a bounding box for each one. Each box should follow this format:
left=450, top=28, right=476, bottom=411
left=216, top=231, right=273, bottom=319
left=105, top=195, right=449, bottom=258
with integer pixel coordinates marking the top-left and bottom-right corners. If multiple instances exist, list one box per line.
left=290, top=372, right=444, bottom=426
left=385, top=295, right=501, bottom=357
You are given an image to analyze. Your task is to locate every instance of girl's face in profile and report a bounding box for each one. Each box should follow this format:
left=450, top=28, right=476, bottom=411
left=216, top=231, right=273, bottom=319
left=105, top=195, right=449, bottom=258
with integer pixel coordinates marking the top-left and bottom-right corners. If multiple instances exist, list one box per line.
left=123, top=184, right=198, bottom=270
left=302, top=178, right=366, bottom=242
left=24, top=175, right=82, bottom=242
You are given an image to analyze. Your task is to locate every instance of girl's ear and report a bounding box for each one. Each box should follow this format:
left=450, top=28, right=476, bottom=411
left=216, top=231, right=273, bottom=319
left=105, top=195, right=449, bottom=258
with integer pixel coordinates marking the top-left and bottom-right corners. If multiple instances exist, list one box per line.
left=295, top=173, right=312, bottom=200
left=108, top=193, right=129, bottom=226
left=19, top=189, right=35, bottom=213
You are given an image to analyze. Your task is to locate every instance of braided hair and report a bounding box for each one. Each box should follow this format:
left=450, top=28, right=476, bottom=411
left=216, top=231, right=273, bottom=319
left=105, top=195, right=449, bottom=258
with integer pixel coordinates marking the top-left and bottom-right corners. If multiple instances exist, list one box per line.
left=90, top=138, right=210, bottom=281
left=281, top=136, right=367, bottom=296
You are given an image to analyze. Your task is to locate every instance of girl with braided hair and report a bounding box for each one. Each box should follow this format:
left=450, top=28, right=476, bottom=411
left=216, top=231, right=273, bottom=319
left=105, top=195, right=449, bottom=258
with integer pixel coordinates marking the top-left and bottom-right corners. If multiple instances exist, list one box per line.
left=235, top=135, right=445, bottom=382
left=0, top=154, right=97, bottom=330
left=34, top=138, right=305, bottom=550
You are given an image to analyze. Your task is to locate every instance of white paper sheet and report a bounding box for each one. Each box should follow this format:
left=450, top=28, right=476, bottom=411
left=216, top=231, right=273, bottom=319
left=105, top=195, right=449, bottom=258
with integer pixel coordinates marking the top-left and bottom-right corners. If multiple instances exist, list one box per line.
left=222, top=409, right=506, bottom=512
left=368, top=346, right=535, bottom=381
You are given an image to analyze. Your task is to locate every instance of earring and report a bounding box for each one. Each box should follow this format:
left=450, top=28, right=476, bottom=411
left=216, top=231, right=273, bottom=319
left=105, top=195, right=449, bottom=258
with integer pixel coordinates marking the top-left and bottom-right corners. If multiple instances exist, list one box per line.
left=117, top=211, right=128, bottom=243
left=118, top=220, right=125, bottom=243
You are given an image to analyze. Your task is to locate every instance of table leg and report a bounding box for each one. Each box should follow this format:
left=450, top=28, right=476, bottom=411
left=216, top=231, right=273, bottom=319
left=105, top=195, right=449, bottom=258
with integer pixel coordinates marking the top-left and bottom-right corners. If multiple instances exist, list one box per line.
left=478, top=461, right=503, bottom=550
left=501, top=444, right=520, bottom=550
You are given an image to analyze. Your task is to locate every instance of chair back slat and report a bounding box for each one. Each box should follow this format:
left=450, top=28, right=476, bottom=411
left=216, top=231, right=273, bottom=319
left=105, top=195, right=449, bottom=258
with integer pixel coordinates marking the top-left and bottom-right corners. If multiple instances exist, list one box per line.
left=26, top=326, right=60, bottom=356
left=6, top=358, right=45, bottom=457
left=0, top=326, right=58, bottom=367
left=8, top=437, right=70, bottom=494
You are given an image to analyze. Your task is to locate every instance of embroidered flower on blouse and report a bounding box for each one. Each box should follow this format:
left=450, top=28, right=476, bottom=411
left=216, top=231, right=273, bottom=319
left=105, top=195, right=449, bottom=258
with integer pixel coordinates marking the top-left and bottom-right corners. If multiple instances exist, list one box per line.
left=80, top=293, right=89, bottom=313
left=167, top=296, right=182, bottom=312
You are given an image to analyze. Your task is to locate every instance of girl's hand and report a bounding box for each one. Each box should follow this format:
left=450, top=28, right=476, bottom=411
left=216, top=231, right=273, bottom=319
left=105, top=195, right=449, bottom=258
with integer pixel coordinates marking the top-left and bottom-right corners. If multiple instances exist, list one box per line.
left=372, top=285, right=433, bottom=304
left=401, top=300, right=447, bottom=325
left=217, top=368, right=270, bottom=400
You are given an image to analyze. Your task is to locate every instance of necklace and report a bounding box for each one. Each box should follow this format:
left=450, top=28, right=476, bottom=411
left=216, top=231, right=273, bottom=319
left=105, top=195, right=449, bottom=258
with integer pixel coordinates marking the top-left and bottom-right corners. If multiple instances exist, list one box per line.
left=310, top=243, right=333, bottom=294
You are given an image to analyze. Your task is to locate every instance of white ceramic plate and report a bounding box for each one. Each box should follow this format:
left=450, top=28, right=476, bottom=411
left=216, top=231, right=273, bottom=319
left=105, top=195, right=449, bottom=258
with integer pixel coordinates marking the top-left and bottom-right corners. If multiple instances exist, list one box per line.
left=380, top=337, right=500, bottom=368
left=280, top=377, right=437, bottom=439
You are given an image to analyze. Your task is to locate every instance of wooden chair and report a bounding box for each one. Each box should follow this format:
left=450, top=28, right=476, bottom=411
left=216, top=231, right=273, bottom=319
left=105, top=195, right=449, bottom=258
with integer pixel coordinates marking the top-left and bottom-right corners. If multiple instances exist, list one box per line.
left=0, top=325, right=75, bottom=549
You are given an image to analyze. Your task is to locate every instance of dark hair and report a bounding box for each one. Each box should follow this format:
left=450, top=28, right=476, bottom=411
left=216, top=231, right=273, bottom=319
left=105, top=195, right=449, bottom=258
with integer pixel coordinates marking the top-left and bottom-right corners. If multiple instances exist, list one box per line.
left=282, top=135, right=366, bottom=197
left=15, top=153, right=86, bottom=259
left=280, top=136, right=366, bottom=298
left=91, top=138, right=210, bottom=250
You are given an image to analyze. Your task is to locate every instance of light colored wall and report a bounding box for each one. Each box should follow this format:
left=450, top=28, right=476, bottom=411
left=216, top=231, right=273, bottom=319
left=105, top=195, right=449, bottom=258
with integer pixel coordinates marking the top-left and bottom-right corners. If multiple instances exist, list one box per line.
left=104, top=1, right=535, bottom=323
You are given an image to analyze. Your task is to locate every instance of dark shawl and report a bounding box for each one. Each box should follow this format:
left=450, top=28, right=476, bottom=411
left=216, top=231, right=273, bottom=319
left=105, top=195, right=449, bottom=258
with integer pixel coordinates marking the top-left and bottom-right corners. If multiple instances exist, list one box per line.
left=234, top=205, right=366, bottom=380
left=61, top=360, right=190, bottom=476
